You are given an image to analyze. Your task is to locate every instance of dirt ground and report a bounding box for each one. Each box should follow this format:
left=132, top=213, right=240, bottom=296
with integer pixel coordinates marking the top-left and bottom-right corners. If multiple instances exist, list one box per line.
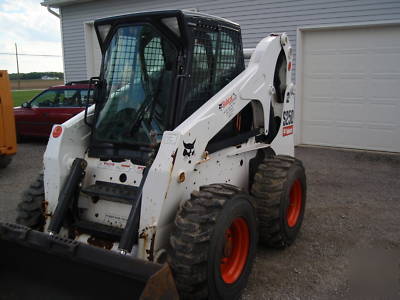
left=0, top=142, right=399, bottom=299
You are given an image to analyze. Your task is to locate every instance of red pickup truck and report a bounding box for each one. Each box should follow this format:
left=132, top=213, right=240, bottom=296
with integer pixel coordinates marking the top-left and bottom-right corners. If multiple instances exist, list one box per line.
left=14, top=82, right=92, bottom=138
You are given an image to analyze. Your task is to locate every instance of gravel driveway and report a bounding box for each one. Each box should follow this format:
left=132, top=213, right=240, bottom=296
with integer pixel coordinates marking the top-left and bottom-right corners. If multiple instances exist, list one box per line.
left=0, top=140, right=46, bottom=224
left=243, top=146, right=400, bottom=299
left=0, top=142, right=399, bottom=299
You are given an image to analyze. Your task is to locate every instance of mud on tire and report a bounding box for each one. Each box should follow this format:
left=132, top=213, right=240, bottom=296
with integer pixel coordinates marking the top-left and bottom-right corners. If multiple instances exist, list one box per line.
left=251, top=155, right=306, bottom=248
left=16, top=173, right=45, bottom=230
left=169, top=184, right=258, bottom=300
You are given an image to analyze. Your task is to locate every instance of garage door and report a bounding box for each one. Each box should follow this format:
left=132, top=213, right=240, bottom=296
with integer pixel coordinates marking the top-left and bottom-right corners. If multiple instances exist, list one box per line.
left=300, top=25, right=400, bottom=152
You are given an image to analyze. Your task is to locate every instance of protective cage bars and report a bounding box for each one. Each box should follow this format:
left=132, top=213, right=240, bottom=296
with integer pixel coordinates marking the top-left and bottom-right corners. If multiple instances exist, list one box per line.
left=181, top=20, right=245, bottom=121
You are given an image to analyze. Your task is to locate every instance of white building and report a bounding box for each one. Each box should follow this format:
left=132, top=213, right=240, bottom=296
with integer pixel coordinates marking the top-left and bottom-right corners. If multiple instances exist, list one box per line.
left=41, top=0, right=400, bottom=152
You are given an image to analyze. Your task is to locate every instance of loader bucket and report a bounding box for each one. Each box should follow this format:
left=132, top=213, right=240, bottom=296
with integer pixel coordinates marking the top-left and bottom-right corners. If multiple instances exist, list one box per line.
left=0, top=222, right=179, bottom=300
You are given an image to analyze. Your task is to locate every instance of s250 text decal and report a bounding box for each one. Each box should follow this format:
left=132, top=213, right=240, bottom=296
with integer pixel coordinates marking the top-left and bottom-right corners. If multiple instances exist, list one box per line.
left=282, top=109, right=294, bottom=136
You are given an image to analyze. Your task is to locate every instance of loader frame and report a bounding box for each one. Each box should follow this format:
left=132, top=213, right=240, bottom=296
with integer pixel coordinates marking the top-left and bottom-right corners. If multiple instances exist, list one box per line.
left=0, top=10, right=298, bottom=300
left=0, top=70, right=17, bottom=162
left=43, top=15, right=295, bottom=261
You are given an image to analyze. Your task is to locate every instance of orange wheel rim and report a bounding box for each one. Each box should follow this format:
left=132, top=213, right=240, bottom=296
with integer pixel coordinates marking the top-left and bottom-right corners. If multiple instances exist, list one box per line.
left=287, top=179, right=302, bottom=227
left=220, top=217, right=250, bottom=284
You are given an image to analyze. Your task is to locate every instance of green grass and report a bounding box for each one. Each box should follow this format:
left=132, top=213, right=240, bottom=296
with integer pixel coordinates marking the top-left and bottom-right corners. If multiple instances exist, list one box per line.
left=11, top=90, right=43, bottom=107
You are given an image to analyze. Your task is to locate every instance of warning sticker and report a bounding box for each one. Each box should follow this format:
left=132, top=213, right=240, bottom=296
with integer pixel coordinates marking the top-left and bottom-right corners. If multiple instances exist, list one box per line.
left=283, top=125, right=294, bottom=136
left=218, top=93, right=237, bottom=119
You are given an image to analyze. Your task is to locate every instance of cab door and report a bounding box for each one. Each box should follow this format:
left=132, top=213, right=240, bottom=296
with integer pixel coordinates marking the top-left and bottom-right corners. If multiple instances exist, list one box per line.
left=16, top=90, right=58, bottom=136
left=42, top=89, right=86, bottom=131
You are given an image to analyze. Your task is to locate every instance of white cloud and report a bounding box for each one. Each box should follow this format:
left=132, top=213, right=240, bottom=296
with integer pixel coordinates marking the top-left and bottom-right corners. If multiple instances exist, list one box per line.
left=0, top=0, right=63, bottom=73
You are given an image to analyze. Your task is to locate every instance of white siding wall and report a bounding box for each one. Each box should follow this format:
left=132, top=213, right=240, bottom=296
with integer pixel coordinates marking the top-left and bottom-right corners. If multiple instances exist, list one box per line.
left=60, top=0, right=400, bottom=81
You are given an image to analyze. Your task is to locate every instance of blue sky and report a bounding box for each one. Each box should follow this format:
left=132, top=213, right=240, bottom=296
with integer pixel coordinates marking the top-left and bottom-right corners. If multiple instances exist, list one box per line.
left=0, top=0, right=63, bottom=73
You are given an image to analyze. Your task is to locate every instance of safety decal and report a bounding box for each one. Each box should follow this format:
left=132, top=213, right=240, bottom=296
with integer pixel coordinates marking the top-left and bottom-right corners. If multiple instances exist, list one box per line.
left=97, top=161, right=135, bottom=171
left=283, top=125, right=293, bottom=136
left=218, top=93, right=237, bottom=118
left=97, top=161, right=116, bottom=169
left=116, top=163, right=132, bottom=171
left=282, top=109, right=294, bottom=136
left=183, top=139, right=196, bottom=157
left=136, top=165, right=145, bottom=174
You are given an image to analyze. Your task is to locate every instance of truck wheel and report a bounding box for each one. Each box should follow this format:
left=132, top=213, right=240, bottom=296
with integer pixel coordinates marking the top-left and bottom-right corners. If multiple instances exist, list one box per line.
left=169, top=184, right=258, bottom=300
left=251, top=155, right=306, bottom=248
left=0, top=155, right=12, bottom=168
left=16, top=173, right=45, bottom=231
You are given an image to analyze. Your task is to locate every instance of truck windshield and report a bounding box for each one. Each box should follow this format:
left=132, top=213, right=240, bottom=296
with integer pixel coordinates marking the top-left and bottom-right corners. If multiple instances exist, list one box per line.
left=94, top=24, right=177, bottom=146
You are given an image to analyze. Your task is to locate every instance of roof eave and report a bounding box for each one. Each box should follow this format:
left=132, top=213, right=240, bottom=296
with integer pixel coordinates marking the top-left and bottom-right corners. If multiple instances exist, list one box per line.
left=40, top=0, right=94, bottom=8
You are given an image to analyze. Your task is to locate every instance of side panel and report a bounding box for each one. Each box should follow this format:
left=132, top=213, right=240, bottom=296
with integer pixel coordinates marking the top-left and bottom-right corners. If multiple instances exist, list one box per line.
left=139, top=35, right=295, bottom=259
left=43, top=106, right=94, bottom=219
left=271, top=34, right=295, bottom=156
left=0, top=71, right=17, bottom=156
left=17, top=108, right=49, bottom=136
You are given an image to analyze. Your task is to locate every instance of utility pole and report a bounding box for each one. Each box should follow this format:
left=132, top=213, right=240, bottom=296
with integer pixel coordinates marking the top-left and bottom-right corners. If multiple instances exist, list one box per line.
left=15, top=43, right=20, bottom=89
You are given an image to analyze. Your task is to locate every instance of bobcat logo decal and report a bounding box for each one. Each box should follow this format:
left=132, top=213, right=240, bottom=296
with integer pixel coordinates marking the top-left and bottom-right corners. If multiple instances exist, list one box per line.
left=183, top=139, right=196, bottom=157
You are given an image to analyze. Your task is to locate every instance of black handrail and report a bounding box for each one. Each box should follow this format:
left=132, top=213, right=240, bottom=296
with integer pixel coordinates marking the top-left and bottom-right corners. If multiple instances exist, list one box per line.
left=84, top=76, right=100, bottom=127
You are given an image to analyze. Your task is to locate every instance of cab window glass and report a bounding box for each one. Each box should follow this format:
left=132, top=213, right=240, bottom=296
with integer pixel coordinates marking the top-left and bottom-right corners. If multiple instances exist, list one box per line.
left=214, top=32, right=236, bottom=88
left=181, top=27, right=244, bottom=122
left=144, top=37, right=165, bottom=75
left=181, top=40, right=212, bottom=119
left=94, top=24, right=178, bottom=146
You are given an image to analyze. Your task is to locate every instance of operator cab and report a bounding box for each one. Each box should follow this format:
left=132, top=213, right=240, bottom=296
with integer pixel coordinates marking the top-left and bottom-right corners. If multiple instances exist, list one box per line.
left=88, top=10, right=248, bottom=162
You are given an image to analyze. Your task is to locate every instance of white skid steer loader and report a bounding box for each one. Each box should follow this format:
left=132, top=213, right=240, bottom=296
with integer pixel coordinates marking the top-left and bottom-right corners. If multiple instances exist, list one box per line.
left=0, top=10, right=306, bottom=300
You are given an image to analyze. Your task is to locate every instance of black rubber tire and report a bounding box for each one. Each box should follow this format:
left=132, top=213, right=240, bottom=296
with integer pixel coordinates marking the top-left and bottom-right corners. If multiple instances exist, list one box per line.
left=16, top=173, right=45, bottom=230
left=251, top=155, right=306, bottom=248
left=0, top=155, right=12, bottom=168
left=169, top=184, right=258, bottom=300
